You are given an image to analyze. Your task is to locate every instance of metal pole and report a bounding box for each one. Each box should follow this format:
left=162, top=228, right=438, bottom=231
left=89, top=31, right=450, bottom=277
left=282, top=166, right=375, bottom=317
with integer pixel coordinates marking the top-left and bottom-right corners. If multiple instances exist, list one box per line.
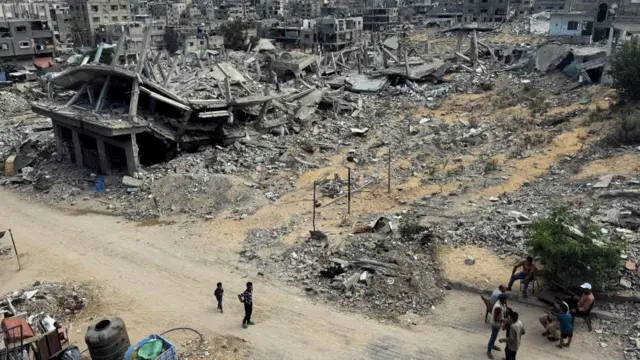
left=312, top=181, right=317, bottom=231
left=387, top=149, right=391, bottom=194
left=8, top=229, right=21, bottom=270
left=347, top=167, right=351, bottom=215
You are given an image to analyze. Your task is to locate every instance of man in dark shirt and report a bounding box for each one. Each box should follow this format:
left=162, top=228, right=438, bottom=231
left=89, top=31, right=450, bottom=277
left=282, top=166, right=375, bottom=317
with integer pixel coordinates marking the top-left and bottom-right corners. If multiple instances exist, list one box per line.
left=214, top=282, right=224, bottom=313
left=238, top=282, right=254, bottom=329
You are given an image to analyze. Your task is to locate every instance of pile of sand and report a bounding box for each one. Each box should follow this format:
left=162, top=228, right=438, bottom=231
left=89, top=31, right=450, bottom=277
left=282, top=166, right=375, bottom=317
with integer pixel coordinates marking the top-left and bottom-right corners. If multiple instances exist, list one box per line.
left=150, top=174, right=268, bottom=215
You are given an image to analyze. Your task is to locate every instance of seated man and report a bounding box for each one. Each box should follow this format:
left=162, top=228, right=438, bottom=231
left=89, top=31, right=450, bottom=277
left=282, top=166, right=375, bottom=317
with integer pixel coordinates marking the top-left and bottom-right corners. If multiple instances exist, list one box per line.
left=490, top=284, right=507, bottom=308
left=566, top=282, right=595, bottom=316
left=507, top=256, right=537, bottom=298
left=539, top=296, right=569, bottom=341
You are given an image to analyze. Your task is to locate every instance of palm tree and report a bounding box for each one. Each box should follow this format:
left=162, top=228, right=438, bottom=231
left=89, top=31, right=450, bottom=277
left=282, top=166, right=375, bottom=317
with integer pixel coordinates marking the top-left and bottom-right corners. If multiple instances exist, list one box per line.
left=70, top=20, right=87, bottom=47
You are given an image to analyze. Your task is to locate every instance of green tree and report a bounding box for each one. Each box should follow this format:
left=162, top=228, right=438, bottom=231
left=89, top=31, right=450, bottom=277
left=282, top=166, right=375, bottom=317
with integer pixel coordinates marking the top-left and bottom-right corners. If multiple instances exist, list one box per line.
left=86, top=47, right=113, bottom=64
left=218, top=19, right=251, bottom=51
left=69, top=20, right=87, bottom=47
left=611, top=38, right=640, bottom=102
left=526, top=205, right=625, bottom=291
left=0, top=59, right=16, bottom=73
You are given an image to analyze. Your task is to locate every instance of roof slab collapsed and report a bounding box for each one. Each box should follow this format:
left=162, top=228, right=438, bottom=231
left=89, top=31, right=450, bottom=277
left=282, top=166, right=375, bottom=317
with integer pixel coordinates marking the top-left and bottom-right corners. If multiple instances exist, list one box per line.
left=31, top=33, right=289, bottom=151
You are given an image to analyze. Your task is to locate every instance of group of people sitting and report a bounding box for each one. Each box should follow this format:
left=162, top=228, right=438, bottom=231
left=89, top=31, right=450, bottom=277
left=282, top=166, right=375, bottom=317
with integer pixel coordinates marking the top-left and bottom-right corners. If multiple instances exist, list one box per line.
left=538, top=283, right=595, bottom=344
left=487, top=265, right=596, bottom=360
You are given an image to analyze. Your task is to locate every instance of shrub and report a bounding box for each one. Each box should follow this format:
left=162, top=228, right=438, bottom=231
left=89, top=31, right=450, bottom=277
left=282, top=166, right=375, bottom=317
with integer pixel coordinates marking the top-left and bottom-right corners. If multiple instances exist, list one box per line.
left=399, top=216, right=426, bottom=239
left=483, top=157, right=499, bottom=173
left=602, top=104, right=640, bottom=146
left=611, top=39, right=640, bottom=102
left=85, top=47, right=113, bottom=64
left=218, top=19, right=252, bottom=51
left=526, top=205, right=625, bottom=291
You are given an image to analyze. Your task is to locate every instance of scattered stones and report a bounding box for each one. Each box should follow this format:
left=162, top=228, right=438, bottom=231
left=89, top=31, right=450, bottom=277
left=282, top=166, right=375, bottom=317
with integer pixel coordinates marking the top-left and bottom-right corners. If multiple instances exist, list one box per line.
left=620, top=278, right=633, bottom=289
left=122, top=176, right=143, bottom=188
left=465, top=255, right=476, bottom=265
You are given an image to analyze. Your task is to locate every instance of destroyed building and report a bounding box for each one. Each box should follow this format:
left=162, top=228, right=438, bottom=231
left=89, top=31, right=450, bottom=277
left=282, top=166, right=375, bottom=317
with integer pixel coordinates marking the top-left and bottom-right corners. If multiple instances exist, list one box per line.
left=30, top=26, right=304, bottom=176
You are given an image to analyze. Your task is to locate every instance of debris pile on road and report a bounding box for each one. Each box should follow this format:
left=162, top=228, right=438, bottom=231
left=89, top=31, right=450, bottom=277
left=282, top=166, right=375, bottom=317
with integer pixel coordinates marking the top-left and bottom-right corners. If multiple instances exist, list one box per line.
left=0, top=281, right=90, bottom=333
left=242, top=216, right=447, bottom=319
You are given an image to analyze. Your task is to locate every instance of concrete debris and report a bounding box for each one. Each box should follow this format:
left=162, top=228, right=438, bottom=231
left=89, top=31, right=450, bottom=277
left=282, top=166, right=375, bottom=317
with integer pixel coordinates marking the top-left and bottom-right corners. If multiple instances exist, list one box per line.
left=122, top=175, right=143, bottom=188
left=594, top=174, right=614, bottom=188
left=465, top=255, right=476, bottom=265
left=0, top=281, right=89, bottom=333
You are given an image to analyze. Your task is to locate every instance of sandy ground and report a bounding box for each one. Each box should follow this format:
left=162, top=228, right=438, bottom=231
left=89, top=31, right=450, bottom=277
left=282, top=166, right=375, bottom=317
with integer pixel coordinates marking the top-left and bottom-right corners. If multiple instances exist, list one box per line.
left=437, top=245, right=521, bottom=291
left=0, top=189, right=621, bottom=360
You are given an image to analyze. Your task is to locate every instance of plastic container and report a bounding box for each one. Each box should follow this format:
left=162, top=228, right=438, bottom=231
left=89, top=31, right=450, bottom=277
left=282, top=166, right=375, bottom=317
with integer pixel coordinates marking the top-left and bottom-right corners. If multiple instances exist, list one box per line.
left=124, top=334, right=177, bottom=360
left=84, top=318, right=131, bottom=360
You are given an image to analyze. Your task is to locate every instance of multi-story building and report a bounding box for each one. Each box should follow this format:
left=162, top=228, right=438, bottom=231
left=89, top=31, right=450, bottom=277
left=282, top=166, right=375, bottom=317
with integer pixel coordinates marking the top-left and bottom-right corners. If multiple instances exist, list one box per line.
left=215, top=4, right=255, bottom=20
left=455, top=0, right=511, bottom=23
left=0, top=2, right=56, bottom=65
left=564, top=0, right=640, bottom=40
left=164, top=25, right=207, bottom=53
left=534, top=0, right=565, bottom=12
left=67, top=0, right=131, bottom=45
left=50, top=2, right=73, bottom=45
left=314, top=16, right=362, bottom=50
left=292, top=0, right=322, bottom=19
left=131, top=0, right=149, bottom=16
left=257, top=0, right=285, bottom=18
left=363, top=7, right=398, bottom=30
left=149, top=2, right=187, bottom=26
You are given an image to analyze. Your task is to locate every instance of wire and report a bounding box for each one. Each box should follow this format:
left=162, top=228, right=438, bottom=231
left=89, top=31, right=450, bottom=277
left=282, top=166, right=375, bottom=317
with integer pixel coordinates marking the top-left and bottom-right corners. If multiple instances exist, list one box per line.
left=160, top=327, right=205, bottom=350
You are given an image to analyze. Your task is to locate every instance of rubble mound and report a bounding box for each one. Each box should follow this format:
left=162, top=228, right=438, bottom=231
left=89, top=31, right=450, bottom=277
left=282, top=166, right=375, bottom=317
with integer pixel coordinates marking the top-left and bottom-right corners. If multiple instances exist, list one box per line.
left=0, top=90, right=31, bottom=117
left=2, top=281, right=91, bottom=326
left=270, top=224, right=447, bottom=320
left=150, top=174, right=268, bottom=215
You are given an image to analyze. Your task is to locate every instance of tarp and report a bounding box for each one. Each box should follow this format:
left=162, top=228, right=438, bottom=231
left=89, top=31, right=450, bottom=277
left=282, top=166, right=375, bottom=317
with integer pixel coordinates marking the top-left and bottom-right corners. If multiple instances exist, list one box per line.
left=34, top=57, right=52, bottom=69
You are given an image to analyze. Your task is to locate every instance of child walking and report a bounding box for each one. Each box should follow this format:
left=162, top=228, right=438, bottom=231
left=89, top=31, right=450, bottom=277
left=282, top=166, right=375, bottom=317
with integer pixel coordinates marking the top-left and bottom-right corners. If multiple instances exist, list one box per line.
left=214, top=282, right=224, bottom=313
left=556, top=303, right=573, bottom=349
left=238, top=282, right=254, bottom=329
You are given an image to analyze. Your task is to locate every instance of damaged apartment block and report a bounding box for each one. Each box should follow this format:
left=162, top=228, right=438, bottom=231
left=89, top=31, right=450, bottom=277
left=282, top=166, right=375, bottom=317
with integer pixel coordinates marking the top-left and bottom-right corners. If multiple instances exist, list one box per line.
left=31, top=26, right=283, bottom=176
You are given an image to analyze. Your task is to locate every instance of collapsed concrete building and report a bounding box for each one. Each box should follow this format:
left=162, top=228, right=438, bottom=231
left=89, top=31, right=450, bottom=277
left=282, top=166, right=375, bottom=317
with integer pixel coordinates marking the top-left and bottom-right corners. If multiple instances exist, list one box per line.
left=30, top=27, right=291, bottom=176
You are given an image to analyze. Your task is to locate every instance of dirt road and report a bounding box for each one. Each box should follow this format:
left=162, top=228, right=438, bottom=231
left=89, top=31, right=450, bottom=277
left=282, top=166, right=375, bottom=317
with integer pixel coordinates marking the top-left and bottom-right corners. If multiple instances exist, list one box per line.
left=0, top=189, right=619, bottom=360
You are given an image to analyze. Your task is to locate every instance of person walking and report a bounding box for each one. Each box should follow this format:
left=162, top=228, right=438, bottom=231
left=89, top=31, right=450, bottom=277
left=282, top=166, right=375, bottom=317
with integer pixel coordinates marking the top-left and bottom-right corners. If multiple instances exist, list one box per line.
left=500, top=311, right=525, bottom=360
left=214, top=282, right=224, bottom=313
left=238, top=282, right=254, bottom=329
left=487, top=294, right=508, bottom=359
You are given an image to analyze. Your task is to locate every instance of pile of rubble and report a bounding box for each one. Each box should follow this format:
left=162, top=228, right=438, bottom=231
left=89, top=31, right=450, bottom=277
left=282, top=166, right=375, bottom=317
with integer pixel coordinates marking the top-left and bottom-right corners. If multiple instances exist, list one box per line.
left=1, top=281, right=90, bottom=330
left=0, top=89, right=31, bottom=117
left=242, top=217, right=447, bottom=319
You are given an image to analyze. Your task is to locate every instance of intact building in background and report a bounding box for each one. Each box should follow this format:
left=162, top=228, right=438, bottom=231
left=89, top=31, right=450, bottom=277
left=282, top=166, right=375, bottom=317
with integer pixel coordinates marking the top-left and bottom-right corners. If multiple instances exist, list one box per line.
left=0, top=2, right=56, bottom=66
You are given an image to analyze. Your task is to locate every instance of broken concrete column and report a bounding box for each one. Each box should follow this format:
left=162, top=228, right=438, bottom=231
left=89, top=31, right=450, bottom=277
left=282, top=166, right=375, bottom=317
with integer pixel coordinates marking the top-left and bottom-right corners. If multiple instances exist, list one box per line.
left=52, top=124, right=65, bottom=160
left=71, top=129, right=83, bottom=168
left=456, top=30, right=464, bottom=53
left=382, top=50, right=388, bottom=68
left=470, top=31, right=478, bottom=66
left=96, top=138, right=111, bottom=175
left=125, top=133, right=140, bottom=176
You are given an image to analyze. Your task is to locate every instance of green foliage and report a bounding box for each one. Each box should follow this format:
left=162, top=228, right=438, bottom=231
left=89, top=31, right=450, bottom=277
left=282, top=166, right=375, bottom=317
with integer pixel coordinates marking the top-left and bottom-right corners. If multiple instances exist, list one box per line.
left=86, top=47, right=113, bottom=65
left=163, top=31, right=180, bottom=54
left=601, top=104, right=640, bottom=146
left=611, top=39, right=640, bottom=102
left=399, top=216, right=426, bottom=239
left=0, top=60, right=16, bottom=73
left=218, top=19, right=251, bottom=51
left=526, top=205, right=625, bottom=291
